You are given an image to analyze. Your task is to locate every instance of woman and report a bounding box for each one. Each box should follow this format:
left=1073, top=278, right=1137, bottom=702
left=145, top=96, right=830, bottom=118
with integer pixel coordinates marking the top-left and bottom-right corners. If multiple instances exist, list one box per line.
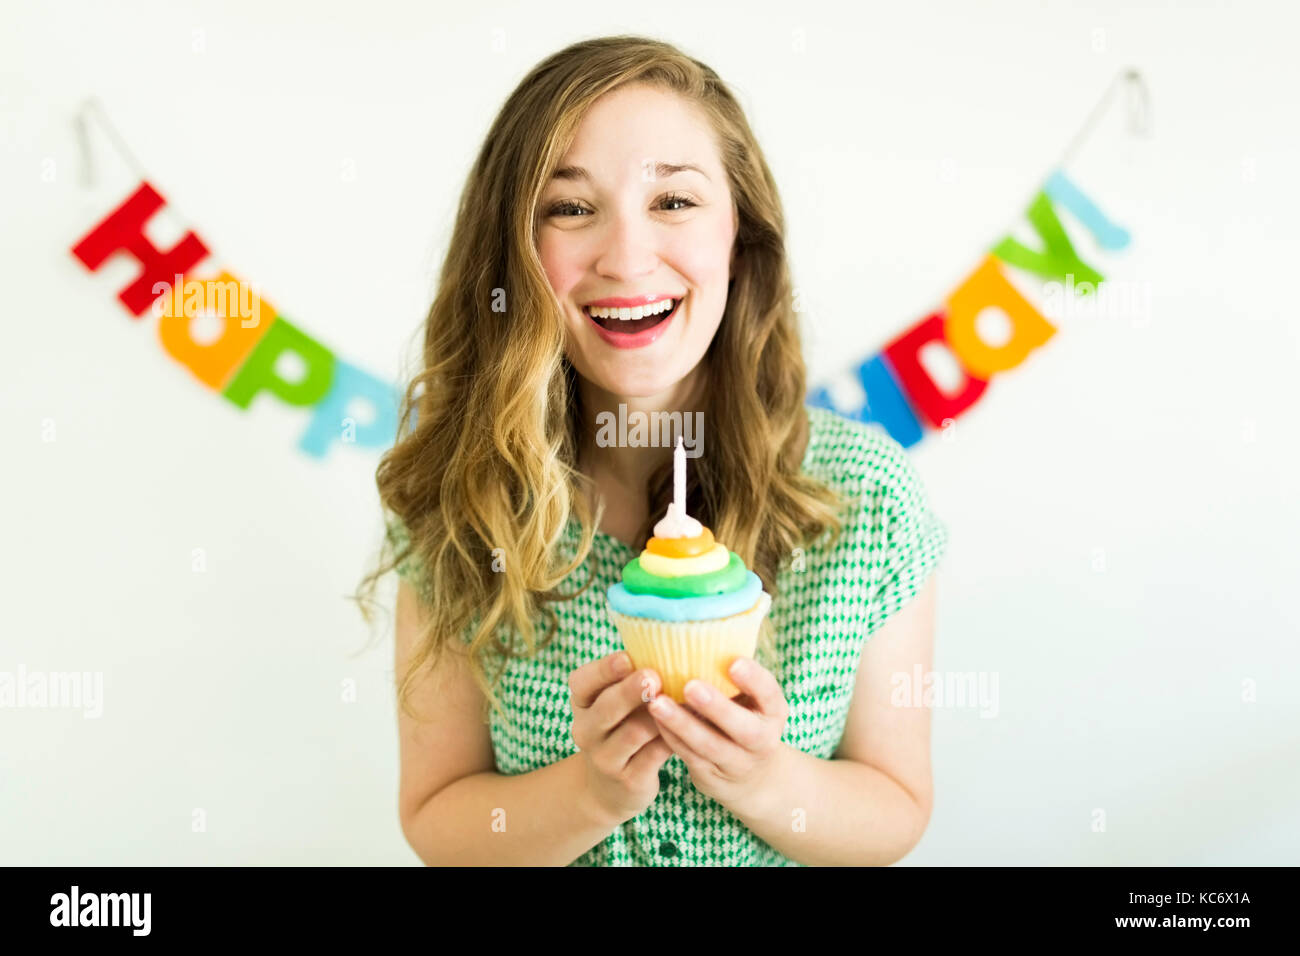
left=356, top=35, right=949, bottom=866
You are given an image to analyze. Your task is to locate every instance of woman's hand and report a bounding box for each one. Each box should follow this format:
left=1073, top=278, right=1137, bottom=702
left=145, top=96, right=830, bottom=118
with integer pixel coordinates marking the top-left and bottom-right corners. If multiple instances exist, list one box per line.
left=646, top=657, right=789, bottom=814
left=569, top=652, right=674, bottom=826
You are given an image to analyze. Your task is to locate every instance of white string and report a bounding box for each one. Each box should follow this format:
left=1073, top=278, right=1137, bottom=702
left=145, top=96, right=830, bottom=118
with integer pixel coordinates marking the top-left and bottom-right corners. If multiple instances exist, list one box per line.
left=74, top=70, right=1149, bottom=334
left=1059, top=68, right=1151, bottom=168
left=940, top=67, right=1150, bottom=306
left=73, top=96, right=201, bottom=235
left=75, top=97, right=151, bottom=185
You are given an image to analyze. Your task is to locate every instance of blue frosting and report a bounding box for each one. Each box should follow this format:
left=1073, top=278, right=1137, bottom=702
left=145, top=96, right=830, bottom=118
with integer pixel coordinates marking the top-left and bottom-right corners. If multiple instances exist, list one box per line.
left=607, top=571, right=764, bottom=622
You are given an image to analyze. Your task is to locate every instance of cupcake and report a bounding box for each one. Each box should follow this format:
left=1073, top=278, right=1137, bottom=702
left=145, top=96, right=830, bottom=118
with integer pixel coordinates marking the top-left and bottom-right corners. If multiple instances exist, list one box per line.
left=605, top=438, right=772, bottom=703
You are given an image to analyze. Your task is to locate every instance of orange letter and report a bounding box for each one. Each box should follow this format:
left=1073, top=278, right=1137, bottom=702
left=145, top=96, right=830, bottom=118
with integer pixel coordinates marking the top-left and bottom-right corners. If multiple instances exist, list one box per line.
left=157, top=271, right=276, bottom=390
left=943, top=254, right=1057, bottom=378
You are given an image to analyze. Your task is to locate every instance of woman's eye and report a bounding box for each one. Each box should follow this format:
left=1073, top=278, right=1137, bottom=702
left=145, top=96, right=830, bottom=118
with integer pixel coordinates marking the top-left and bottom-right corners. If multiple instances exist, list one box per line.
left=659, top=193, right=697, bottom=212
left=549, top=201, right=589, bottom=217
left=546, top=194, right=698, bottom=218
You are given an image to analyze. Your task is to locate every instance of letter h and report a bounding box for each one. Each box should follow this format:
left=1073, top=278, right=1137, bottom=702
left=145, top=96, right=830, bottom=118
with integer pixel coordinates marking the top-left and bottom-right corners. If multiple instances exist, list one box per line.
left=70, top=181, right=210, bottom=317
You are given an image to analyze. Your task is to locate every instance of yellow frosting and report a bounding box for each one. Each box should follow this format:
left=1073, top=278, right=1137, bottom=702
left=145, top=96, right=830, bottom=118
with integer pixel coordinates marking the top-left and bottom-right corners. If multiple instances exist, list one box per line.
left=637, top=542, right=730, bottom=577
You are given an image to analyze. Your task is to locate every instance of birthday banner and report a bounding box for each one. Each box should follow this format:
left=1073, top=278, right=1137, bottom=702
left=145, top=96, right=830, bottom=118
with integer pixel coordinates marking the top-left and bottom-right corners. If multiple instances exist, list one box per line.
left=807, top=73, right=1147, bottom=447
left=807, top=168, right=1133, bottom=447
left=68, top=74, right=1143, bottom=460
left=68, top=177, right=400, bottom=461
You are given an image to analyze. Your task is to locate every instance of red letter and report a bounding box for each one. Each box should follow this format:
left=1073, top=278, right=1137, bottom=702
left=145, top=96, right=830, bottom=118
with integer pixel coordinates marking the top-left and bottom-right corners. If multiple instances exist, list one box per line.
left=882, top=312, right=988, bottom=428
left=70, top=181, right=210, bottom=317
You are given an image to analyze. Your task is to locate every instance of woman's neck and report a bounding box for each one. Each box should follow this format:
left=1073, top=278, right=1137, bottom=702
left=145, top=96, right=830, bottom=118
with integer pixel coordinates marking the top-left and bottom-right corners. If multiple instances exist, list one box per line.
left=576, top=361, right=709, bottom=497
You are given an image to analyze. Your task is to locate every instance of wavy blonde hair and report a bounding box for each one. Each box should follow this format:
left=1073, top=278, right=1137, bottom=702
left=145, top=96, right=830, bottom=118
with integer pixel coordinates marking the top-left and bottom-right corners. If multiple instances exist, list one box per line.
left=354, top=34, right=852, bottom=726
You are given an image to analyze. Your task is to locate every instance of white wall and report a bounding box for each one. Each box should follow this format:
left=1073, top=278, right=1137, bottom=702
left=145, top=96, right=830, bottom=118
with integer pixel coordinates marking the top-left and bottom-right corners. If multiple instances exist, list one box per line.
left=3, top=0, right=1297, bottom=864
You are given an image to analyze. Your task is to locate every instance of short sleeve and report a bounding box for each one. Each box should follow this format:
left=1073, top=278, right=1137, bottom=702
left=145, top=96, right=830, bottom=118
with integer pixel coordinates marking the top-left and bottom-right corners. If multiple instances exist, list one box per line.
left=385, top=514, right=494, bottom=652
left=385, top=513, right=433, bottom=605
left=862, top=438, right=949, bottom=637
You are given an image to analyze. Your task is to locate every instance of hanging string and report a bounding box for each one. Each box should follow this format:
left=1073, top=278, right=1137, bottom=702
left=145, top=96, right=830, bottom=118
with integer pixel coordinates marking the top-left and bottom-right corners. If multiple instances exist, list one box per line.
left=74, top=71, right=1148, bottom=351
left=72, top=105, right=94, bottom=189
left=1123, top=69, right=1151, bottom=138
left=960, top=66, right=1149, bottom=287
left=74, top=97, right=151, bottom=186
left=1059, top=68, right=1152, bottom=168
left=818, top=66, right=1151, bottom=405
left=73, top=95, right=200, bottom=235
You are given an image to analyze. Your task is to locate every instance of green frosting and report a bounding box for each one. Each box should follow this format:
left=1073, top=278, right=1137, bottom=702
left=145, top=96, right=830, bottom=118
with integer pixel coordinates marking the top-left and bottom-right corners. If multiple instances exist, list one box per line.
left=621, top=551, right=748, bottom=597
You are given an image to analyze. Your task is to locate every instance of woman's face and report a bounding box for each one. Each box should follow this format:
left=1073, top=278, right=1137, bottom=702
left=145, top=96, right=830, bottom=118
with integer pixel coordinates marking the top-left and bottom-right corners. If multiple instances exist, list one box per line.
left=536, top=83, right=737, bottom=400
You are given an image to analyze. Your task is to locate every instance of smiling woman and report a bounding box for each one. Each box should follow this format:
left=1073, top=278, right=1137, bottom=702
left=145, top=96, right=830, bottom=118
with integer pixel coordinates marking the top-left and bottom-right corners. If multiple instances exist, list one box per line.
left=537, top=82, right=739, bottom=385
left=354, top=34, right=948, bottom=867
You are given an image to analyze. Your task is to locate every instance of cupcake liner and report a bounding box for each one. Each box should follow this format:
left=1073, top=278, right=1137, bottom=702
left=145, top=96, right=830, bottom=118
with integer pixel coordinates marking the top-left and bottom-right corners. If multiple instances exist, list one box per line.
left=608, top=591, right=772, bottom=703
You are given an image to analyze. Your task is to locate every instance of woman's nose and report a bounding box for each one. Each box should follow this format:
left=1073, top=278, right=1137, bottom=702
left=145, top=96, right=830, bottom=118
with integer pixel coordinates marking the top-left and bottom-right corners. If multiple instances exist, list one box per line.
left=594, top=213, right=659, bottom=280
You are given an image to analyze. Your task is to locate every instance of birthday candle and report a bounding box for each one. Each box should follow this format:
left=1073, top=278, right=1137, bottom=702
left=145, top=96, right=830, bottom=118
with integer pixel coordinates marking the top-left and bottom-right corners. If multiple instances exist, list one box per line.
left=674, top=436, right=685, bottom=518
left=652, top=434, right=702, bottom=539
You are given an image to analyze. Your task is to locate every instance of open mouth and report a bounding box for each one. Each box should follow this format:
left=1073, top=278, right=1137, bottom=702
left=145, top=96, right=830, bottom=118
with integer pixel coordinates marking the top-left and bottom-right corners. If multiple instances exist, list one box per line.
left=583, top=297, right=682, bottom=334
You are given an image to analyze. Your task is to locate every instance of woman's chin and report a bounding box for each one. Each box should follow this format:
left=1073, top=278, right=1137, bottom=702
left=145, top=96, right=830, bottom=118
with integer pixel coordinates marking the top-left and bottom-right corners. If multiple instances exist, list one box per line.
left=592, top=370, right=678, bottom=400
left=568, top=338, right=705, bottom=401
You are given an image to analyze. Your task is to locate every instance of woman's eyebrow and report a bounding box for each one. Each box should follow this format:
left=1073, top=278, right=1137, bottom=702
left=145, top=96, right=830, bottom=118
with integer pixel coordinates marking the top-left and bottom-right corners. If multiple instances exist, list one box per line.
left=550, top=161, right=711, bottom=183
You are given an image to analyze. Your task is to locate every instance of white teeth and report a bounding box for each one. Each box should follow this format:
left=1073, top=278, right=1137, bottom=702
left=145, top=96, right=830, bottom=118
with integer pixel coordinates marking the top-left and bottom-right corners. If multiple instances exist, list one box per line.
left=586, top=298, right=677, bottom=321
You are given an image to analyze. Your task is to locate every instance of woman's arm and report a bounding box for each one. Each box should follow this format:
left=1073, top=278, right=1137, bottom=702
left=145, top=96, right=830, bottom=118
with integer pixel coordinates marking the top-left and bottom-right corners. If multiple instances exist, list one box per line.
left=395, top=581, right=619, bottom=865
left=728, top=573, right=938, bottom=866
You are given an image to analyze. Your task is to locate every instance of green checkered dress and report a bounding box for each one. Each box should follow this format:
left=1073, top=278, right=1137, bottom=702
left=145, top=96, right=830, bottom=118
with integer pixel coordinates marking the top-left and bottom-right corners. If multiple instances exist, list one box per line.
left=387, top=404, right=949, bottom=866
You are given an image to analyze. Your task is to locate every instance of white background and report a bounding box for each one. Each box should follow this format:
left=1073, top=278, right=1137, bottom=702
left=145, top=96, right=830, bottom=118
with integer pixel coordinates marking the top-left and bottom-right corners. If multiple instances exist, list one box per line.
left=3, top=0, right=1297, bottom=865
